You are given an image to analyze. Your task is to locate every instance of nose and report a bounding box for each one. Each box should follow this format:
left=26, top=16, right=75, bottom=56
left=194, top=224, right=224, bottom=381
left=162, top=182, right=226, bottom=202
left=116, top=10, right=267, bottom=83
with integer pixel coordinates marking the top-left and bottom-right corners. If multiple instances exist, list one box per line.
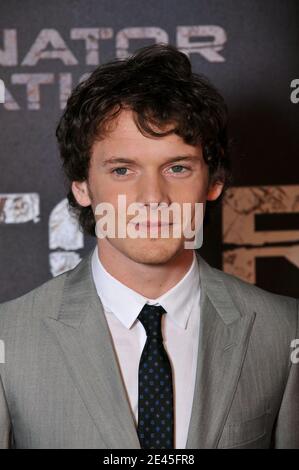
left=136, top=170, right=170, bottom=208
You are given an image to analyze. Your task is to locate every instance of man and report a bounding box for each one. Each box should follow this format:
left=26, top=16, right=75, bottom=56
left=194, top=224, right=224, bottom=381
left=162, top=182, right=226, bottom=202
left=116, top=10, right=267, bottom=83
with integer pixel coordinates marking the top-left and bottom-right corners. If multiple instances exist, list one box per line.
left=0, top=44, right=298, bottom=449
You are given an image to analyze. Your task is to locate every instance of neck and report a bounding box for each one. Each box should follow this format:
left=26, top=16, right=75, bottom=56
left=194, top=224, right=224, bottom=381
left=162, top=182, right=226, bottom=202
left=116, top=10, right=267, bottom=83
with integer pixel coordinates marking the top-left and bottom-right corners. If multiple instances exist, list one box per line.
left=97, top=239, right=195, bottom=299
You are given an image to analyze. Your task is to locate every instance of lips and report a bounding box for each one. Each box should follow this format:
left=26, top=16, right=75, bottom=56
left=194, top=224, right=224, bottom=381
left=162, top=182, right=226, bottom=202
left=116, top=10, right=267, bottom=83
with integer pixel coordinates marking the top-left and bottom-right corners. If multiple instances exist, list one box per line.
left=138, top=221, right=172, bottom=227
left=128, top=220, right=173, bottom=228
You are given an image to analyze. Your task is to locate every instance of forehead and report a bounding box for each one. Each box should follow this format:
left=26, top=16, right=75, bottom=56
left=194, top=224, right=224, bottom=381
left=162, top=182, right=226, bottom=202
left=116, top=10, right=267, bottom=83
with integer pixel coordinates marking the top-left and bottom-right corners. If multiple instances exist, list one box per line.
left=103, top=108, right=175, bottom=139
left=93, top=108, right=201, bottom=158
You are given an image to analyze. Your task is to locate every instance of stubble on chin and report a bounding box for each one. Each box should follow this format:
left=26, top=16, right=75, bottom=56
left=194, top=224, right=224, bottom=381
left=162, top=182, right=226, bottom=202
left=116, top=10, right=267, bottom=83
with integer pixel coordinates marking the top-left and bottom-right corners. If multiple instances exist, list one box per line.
left=107, top=237, right=185, bottom=266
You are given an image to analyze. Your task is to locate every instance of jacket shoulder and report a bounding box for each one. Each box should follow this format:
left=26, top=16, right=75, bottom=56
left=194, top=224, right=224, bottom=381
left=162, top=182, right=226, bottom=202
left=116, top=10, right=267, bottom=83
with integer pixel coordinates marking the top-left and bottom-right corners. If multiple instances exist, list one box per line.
left=0, top=270, right=69, bottom=331
left=209, top=265, right=298, bottom=328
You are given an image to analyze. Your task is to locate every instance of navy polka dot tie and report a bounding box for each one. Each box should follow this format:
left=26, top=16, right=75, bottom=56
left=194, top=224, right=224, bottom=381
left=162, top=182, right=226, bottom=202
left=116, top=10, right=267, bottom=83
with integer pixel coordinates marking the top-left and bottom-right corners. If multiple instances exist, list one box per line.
left=137, top=304, right=174, bottom=449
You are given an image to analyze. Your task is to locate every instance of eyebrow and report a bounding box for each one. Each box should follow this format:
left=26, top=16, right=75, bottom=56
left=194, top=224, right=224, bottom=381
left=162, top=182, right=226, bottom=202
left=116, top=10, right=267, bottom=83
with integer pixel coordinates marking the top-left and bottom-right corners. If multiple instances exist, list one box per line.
left=102, top=155, right=201, bottom=166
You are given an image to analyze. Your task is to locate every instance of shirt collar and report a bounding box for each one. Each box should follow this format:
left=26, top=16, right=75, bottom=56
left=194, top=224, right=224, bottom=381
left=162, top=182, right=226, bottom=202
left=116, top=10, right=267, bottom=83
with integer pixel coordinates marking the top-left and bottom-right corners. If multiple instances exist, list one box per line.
left=91, top=245, right=200, bottom=330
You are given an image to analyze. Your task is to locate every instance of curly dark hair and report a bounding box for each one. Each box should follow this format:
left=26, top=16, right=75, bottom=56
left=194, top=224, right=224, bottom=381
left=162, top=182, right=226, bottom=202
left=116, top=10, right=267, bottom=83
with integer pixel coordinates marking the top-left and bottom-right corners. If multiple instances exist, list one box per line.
left=56, top=43, right=233, bottom=237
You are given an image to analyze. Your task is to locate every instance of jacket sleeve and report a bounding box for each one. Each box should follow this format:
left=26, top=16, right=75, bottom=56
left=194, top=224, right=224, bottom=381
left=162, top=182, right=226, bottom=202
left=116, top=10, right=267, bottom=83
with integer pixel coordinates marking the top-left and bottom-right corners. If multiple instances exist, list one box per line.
left=273, top=299, right=299, bottom=449
left=0, top=373, right=13, bottom=449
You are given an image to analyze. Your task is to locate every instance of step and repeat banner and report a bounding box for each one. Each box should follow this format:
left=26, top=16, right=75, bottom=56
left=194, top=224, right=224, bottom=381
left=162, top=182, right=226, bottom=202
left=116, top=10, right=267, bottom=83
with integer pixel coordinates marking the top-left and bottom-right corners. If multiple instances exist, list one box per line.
left=0, top=0, right=298, bottom=301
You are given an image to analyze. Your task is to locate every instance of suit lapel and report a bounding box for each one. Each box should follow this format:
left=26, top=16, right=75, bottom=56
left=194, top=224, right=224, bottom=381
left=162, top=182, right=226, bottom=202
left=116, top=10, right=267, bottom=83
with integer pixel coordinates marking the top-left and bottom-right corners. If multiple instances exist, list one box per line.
left=185, top=252, right=256, bottom=448
left=43, top=249, right=141, bottom=449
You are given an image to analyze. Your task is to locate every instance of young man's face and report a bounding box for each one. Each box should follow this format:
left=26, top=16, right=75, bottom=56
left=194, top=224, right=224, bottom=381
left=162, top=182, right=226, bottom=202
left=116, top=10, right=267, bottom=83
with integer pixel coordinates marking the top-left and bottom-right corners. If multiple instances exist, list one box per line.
left=72, top=108, right=223, bottom=265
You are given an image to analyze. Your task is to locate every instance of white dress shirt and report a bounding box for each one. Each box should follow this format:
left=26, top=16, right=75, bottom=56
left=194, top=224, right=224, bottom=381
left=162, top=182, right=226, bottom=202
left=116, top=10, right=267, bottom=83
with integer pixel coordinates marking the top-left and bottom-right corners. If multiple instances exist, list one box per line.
left=91, top=245, right=201, bottom=449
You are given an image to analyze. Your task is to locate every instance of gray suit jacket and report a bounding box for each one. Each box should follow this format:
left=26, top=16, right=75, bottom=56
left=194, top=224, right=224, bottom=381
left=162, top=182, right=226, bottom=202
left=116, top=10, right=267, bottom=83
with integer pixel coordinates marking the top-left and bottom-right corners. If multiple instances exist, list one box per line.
left=0, top=249, right=298, bottom=449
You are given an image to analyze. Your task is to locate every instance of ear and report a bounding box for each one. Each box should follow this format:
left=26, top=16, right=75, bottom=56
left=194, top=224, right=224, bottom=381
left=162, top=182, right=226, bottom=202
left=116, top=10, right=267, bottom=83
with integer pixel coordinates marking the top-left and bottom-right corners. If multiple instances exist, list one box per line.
left=206, top=180, right=224, bottom=201
left=71, top=181, right=92, bottom=207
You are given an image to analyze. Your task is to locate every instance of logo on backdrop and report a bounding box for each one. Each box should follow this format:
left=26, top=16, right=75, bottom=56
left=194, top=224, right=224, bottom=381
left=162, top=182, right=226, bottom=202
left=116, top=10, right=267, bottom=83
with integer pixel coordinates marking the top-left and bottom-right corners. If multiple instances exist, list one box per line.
left=0, top=26, right=227, bottom=110
left=222, top=185, right=299, bottom=283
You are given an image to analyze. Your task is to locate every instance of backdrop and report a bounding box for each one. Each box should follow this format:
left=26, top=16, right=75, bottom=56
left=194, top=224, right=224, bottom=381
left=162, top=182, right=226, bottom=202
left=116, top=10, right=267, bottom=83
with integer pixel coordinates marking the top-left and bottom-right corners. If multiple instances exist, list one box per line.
left=0, top=0, right=298, bottom=302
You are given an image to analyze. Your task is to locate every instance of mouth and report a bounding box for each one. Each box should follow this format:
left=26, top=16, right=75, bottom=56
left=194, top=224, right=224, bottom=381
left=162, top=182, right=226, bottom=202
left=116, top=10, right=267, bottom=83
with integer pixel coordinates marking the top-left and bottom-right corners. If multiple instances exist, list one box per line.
left=127, top=221, right=174, bottom=230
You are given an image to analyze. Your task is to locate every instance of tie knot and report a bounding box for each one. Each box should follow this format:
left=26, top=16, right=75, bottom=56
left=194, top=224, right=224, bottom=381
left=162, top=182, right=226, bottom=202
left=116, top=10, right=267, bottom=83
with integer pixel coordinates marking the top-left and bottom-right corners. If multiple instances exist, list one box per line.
left=137, top=304, right=166, bottom=339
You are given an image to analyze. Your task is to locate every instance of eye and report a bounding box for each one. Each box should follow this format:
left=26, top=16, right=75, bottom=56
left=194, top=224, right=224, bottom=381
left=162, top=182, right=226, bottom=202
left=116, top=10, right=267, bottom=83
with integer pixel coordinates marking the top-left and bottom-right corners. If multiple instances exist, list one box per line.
left=111, top=167, right=130, bottom=176
left=168, top=165, right=190, bottom=174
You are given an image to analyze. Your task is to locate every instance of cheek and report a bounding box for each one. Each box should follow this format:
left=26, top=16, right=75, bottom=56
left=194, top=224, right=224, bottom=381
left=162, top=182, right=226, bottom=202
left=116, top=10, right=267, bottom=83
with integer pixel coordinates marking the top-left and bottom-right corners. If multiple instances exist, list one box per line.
left=91, top=187, right=136, bottom=214
left=88, top=174, right=115, bottom=202
left=192, top=172, right=210, bottom=200
left=171, top=181, right=207, bottom=203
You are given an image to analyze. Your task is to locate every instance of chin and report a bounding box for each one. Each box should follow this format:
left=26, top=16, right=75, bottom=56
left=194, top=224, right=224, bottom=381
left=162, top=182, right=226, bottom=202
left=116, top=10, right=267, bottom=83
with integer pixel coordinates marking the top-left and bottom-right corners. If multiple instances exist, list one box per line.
left=113, top=238, right=185, bottom=265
